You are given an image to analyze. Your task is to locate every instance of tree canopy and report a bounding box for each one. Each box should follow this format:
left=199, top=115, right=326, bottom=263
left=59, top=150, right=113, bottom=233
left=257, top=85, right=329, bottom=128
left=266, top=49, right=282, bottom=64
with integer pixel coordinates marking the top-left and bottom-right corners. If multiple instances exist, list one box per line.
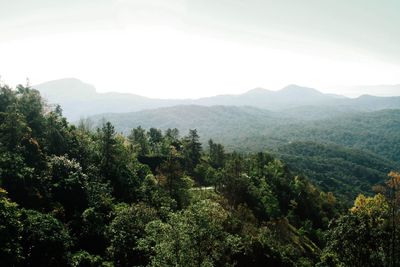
left=0, top=84, right=399, bottom=266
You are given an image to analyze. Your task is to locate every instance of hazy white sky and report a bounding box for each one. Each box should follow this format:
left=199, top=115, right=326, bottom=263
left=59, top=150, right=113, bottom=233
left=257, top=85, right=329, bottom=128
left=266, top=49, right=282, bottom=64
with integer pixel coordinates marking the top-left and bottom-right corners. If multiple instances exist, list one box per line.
left=1, top=0, right=400, bottom=98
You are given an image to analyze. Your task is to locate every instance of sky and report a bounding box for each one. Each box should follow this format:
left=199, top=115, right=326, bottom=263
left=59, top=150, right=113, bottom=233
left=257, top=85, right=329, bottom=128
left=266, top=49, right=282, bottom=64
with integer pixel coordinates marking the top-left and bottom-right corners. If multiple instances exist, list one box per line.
left=0, top=0, right=400, bottom=98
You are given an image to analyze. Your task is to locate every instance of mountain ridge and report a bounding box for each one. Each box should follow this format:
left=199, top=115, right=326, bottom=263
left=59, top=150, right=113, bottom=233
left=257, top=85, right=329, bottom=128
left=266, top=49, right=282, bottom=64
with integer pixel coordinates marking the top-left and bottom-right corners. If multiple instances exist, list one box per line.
left=33, top=78, right=400, bottom=120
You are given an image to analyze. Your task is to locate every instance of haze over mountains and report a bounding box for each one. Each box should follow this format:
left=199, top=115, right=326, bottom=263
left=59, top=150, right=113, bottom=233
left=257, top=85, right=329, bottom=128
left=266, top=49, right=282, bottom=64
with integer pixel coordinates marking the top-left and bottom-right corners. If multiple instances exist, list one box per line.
left=34, top=78, right=400, bottom=121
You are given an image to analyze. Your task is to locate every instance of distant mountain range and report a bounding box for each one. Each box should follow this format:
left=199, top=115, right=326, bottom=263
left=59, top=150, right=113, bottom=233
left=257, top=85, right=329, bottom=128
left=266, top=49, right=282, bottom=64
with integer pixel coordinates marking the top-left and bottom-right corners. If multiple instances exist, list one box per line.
left=332, top=84, right=400, bottom=97
left=33, top=78, right=400, bottom=120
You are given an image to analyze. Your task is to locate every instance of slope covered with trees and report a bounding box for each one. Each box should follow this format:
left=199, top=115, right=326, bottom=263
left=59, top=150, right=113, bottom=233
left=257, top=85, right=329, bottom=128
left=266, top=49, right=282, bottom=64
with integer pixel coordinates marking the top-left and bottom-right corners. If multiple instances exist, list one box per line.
left=2, top=84, right=400, bottom=266
left=0, top=84, right=337, bottom=266
left=88, top=105, right=400, bottom=163
left=87, top=105, right=400, bottom=200
left=275, top=142, right=400, bottom=202
left=273, top=110, right=400, bottom=163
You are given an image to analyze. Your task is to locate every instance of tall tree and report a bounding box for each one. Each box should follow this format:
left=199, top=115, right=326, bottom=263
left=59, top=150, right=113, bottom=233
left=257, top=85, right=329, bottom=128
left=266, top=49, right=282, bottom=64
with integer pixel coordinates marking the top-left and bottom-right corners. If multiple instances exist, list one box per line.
left=147, top=128, right=163, bottom=155
left=15, top=86, right=45, bottom=140
left=0, top=84, right=16, bottom=113
left=99, top=122, right=142, bottom=201
left=128, top=126, right=149, bottom=155
left=182, top=129, right=202, bottom=174
left=158, top=155, right=192, bottom=209
left=99, top=122, right=117, bottom=179
left=208, top=139, right=225, bottom=169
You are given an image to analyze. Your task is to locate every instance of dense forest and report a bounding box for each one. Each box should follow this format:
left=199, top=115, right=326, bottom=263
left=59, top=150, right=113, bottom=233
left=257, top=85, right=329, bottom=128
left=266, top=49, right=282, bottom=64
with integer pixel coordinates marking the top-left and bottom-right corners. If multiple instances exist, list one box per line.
left=276, top=142, right=399, bottom=203
left=88, top=103, right=400, bottom=204
left=1, top=84, right=400, bottom=266
left=89, top=105, right=400, bottom=164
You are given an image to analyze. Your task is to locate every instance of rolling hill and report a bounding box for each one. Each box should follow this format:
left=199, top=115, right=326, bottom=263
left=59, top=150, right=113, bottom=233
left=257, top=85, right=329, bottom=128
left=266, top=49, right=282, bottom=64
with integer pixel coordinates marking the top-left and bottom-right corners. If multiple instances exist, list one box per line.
left=87, top=105, right=400, bottom=163
left=87, top=105, right=400, bottom=202
left=275, top=141, right=400, bottom=202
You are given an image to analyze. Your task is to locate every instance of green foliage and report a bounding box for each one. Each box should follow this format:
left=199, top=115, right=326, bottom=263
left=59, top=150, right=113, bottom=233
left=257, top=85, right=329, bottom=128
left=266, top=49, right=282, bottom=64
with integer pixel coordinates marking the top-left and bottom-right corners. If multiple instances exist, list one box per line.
left=88, top=105, right=400, bottom=162
left=99, top=122, right=143, bottom=201
left=107, top=203, right=158, bottom=266
left=138, top=174, right=176, bottom=217
left=128, top=126, right=149, bottom=155
left=208, top=139, right=225, bottom=169
left=322, top=185, right=400, bottom=267
left=157, top=156, right=193, bottom=209
left=71, top=251, right=105, bottom=267
left=277, top=141, right=399, bottom=203
left=2, top=83, right=396, bottom=266
left=141, top=199, right=241, bottom=267
left=49, top=156, right=88, bottom=219
left=15, top=85, right=46, bottom=139
left=20, top=209, right=72, bottom=266
left=182, top=129, right=202, bottom=174
left=0, top=190, right=23, bottom=265
left=147, top=127, right=163, bottom=155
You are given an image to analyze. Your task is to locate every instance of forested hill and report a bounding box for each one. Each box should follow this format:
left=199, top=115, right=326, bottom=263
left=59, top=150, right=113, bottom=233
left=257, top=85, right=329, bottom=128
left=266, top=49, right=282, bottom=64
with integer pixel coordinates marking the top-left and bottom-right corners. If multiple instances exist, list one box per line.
left=34, top=78, right=400, bottom=120
left=275, top=142, right=400, bottom=202
left=2, top=84, right=400, bottom=266
left=88, top=105, right=283, bottom=140
left=245, top=109, right=400, bottom=163
left=88, top=106, right=400, bottom=202
left=88, top=106, right=400, bottom=163
left=0, top=84, right=338, bottom=266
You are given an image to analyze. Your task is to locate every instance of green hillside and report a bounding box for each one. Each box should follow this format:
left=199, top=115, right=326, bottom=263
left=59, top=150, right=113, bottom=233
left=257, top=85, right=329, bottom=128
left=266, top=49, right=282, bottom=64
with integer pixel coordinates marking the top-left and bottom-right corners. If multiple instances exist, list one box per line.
left=1, top=85, right=340, bottom=266
left=89, top=106, right=400, bottom=163
left=2, top=84, right=400, bottom=266
left=88, top=106, right=400, bottom=204
left=275, top=141, right=400, bottom=202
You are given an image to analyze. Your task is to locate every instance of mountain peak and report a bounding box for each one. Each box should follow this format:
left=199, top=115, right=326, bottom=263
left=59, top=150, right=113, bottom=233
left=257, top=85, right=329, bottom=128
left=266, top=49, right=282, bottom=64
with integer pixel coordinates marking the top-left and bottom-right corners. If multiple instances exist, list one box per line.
left=35, top=77, right=91, bottom=87
left=243, top=87, right=272, bottom=95
left=279, top=84, right=322, bottom=95
left=33, top=78, right=97, bottom=98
